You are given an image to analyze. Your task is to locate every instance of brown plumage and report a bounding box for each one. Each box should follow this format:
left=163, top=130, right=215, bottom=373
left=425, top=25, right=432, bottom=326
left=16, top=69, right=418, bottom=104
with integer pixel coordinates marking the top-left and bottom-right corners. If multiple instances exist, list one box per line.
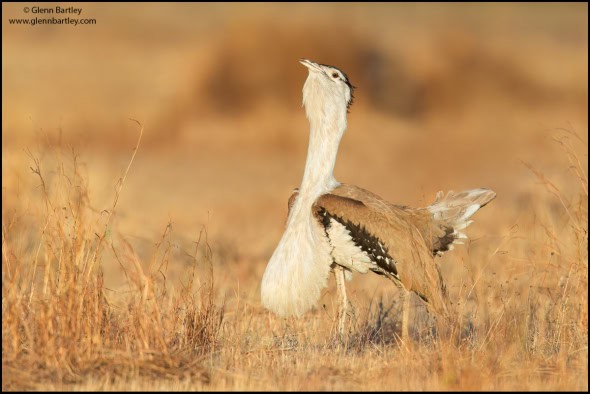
left=288, top=183, right=496, bottom=318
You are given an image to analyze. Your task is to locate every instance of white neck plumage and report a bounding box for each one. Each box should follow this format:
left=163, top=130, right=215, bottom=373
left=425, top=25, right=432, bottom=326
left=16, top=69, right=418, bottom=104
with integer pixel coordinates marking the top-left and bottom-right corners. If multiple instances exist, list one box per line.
left=261, top=85, right=348, bottom=317
left=290, top=114, right=346, bottom=222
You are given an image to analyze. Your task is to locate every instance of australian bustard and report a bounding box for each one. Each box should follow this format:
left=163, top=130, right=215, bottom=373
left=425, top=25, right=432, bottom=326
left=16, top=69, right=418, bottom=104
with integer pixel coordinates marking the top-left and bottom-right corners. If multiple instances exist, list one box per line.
left=261, top=59, right=496, bottom=337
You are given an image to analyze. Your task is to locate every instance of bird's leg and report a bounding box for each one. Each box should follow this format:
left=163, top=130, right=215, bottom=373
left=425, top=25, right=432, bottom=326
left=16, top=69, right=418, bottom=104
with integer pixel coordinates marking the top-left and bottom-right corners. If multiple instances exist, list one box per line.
left=334, top=265, right=348, bottom=340
left=401, top=289, right=410, bottom=340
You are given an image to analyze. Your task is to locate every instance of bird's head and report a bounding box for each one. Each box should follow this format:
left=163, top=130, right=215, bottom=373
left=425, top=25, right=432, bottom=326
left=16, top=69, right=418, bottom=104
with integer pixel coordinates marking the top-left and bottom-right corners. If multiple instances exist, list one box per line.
left=299, top=59, right=355, bottom=123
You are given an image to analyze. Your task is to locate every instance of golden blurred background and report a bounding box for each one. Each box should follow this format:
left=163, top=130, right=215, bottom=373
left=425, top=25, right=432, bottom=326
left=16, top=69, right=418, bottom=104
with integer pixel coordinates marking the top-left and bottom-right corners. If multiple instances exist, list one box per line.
left=2, top=2, right=588, bottom=291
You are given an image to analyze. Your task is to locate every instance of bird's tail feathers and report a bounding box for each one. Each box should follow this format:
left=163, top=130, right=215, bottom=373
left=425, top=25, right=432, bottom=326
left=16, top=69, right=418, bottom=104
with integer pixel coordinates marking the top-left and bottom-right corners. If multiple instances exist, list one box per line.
left=427, top=188, right=496, bottom=252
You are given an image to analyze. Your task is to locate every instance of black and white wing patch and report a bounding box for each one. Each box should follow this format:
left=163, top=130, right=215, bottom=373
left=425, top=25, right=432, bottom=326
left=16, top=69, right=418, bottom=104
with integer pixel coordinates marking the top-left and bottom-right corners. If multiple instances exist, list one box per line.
left=318, top=208, right=400, bottom=283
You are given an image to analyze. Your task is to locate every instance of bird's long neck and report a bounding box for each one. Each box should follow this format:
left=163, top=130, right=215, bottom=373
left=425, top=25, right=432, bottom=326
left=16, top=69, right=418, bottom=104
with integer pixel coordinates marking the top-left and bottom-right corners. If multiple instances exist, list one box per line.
left=294, top=110, right=347, bottom=216
left=259, top=82, right=348, bottom=317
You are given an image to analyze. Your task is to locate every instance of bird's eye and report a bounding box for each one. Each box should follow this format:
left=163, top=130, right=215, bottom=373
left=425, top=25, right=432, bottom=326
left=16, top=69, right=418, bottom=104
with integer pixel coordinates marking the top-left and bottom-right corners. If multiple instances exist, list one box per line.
left=332, top=72, right=339, bottom=79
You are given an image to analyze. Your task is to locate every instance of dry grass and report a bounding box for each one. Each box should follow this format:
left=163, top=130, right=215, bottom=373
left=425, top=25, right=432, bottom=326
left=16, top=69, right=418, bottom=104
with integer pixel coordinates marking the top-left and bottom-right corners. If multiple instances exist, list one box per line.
left=2, top=127, right=587, bottom=390
left=2, top=127, right=223, bottom=389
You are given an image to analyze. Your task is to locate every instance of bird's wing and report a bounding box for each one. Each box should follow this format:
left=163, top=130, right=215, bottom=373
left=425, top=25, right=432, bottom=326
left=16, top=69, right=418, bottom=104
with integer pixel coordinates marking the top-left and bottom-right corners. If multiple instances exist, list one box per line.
left=312, top=185, right=450, bottom=316
left=330, top=184, right=454, bottom=252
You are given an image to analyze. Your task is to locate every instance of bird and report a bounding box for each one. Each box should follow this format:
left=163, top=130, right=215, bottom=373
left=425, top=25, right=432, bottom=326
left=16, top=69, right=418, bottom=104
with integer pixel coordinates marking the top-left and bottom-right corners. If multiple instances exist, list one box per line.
left=260, top=58, right=496, bottom=338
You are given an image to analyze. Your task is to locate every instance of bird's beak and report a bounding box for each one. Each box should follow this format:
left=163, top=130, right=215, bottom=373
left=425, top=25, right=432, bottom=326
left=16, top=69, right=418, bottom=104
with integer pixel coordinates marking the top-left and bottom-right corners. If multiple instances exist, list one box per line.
left=299, top=58, right=322, bottom=73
